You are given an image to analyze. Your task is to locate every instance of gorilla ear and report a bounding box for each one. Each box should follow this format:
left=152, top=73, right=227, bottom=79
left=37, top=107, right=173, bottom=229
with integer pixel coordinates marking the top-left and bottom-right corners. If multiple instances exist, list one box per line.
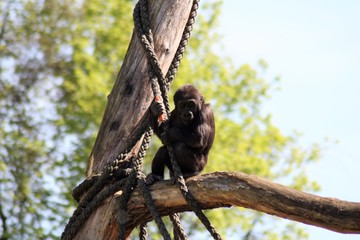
left=200, top=96, right=204, bottom=105
left=196, top=95, right=204, bottom=111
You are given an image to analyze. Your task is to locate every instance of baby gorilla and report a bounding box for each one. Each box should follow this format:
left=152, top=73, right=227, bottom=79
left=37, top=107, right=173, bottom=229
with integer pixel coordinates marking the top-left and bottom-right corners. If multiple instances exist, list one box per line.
left=147, top=84, right=215, bottom=184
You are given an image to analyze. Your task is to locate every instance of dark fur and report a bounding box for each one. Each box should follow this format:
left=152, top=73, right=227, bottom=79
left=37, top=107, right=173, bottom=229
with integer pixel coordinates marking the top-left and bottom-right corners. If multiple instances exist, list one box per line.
left=147, top=84, right=215, bottom=184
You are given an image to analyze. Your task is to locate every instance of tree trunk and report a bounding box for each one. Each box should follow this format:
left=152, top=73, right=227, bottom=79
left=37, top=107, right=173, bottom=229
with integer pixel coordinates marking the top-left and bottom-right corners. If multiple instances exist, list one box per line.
left=72, top=0, right=360, bottom=239
left=77, top=0, right=194, bottom=239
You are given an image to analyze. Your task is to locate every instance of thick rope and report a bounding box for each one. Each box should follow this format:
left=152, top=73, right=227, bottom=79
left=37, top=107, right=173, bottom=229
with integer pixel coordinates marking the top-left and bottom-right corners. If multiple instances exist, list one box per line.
left=167, top=144, right=222, bottom=239
left=170, top=213, right=189, bottom=240
left=133, top=1, right=200, bottom=239
left=118, top=127, right=171, bottom=240
left=61, top=0, right=217, bottom=239
left=139, top=223, right=148, bottom=240
left=62, top=152, right=133, bottom=239
left=165, top=0, right=200, bottom=86
left=127, top=1, right=173, bottom=239
left=133, top=0, right=222, bottom=239
left=61, top=178, right=129, bottom=240
left=71, top=120, right=149, bottom=203
left=62, top=119, right=150, bottom=239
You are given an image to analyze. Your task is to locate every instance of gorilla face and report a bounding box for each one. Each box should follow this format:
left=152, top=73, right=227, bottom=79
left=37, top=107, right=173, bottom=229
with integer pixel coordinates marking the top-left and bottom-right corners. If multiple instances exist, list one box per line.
left=177, top=99, right=197, bottom=126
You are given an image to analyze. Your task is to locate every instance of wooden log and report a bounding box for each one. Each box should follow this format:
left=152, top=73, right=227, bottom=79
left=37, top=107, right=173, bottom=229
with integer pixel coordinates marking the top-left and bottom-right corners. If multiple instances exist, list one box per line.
left=76, top=0, right=194, bottom=239
left=125, top=172, right=360, bottom=235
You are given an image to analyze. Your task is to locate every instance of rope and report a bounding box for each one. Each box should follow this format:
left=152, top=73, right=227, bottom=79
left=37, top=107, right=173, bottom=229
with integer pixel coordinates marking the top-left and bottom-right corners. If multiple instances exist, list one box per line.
left=118, top=127, right=171, bottom=240
left=71, top=119, right=149, bottom=202
left=133, top=0, right=222, bottom=239
left=61, top=0, right=223, bottom=239
left=134, top=0, right=221, bottom=239
left=133, top=1, right=196, bottom=239
left=168, top=148, right=222, bottom=239
left=61, top=178, right=128, bottom=240
left=139, top=223, right=148, bottom=240
left=165, top=0, right=200, bottom=86
left=170, top=213, right=189, bottom=240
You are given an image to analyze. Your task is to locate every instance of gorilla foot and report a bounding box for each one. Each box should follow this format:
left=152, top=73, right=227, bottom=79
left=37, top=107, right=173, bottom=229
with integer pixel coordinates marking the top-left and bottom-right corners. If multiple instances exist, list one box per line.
left=146, top=173, right=164, bottom=185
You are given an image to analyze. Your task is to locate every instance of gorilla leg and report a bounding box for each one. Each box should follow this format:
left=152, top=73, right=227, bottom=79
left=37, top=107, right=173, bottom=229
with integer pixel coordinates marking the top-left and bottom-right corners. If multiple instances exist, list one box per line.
left=173, top=143, right=207, bottom=177
left=146, top=146, right=168, bottom=184
left=151, top=145, right=168, bottom=176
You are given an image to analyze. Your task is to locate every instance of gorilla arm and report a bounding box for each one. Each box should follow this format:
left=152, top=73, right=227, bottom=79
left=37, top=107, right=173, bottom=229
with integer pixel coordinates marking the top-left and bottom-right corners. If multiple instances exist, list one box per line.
left=149, top=99, right=165, bottom=137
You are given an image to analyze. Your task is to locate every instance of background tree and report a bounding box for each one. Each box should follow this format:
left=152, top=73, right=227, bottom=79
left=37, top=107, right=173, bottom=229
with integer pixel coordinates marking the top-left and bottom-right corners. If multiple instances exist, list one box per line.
left=0, top=0, right=320, bottom=239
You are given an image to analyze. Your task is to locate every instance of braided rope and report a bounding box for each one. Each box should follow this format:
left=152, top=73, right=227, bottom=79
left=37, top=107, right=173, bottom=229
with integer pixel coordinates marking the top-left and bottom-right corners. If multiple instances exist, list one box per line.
left=170, top=213, right=189, bottom=240
left=61, top=178, right=129, bottom=240
left=62, top=172, right=129, bottom=239
left=71, top=120, right=149, bottom=202
left=133, top=1, right=203, bottom=240
left=139, top=223, right=148, bottom=240
left=118, top=127, right=171, bottom=240
left=61, top=0, right=217, bottom=239
left=165, top=0, right=199, bottom=86
left=167, top=143, right=222, bottom=239
left=134, top=0, right=221, bottom=239
left=134, top=0, right=222, bottom=239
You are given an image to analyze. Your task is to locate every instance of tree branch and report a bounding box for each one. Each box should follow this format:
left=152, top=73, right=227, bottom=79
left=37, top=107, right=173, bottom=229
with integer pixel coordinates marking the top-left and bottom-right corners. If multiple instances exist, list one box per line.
left=124, top=171, right=360, bottom=234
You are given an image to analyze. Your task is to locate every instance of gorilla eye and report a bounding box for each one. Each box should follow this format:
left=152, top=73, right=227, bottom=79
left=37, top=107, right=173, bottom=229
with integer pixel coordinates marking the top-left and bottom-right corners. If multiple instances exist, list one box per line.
left=187, top=101, right=195, bottom=108
left=178, top=102, right=186, bottom=109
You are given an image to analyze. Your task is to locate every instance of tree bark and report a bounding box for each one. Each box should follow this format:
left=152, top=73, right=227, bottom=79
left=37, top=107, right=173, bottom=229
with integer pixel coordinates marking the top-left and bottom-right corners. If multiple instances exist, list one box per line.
left=73, top=0, right=360, bottom=239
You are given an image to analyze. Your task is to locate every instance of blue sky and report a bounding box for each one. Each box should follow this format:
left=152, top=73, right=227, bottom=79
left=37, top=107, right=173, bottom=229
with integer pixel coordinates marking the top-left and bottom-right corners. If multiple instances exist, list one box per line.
left=218, top=1, right=360, bottom=239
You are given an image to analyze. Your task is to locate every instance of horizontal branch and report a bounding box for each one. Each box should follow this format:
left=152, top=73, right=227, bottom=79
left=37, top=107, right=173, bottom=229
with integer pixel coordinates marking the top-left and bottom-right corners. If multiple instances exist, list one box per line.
left=126, top=171, right=360, bottom=234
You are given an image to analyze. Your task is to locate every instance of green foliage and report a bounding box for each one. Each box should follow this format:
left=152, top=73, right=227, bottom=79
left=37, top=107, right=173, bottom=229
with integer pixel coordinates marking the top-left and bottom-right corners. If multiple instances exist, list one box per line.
left=0, top=0, right=320, bottom=239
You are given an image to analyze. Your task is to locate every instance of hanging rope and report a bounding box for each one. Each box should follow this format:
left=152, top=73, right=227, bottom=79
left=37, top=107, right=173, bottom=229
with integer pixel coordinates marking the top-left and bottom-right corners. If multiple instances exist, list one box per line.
left=170, top=213, right=189, bottom=240
left=61, top=0, right=222, bottom=239
left=127, top=0, right=188, bottom=239
left=132, top=0, right=221, bottom=239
